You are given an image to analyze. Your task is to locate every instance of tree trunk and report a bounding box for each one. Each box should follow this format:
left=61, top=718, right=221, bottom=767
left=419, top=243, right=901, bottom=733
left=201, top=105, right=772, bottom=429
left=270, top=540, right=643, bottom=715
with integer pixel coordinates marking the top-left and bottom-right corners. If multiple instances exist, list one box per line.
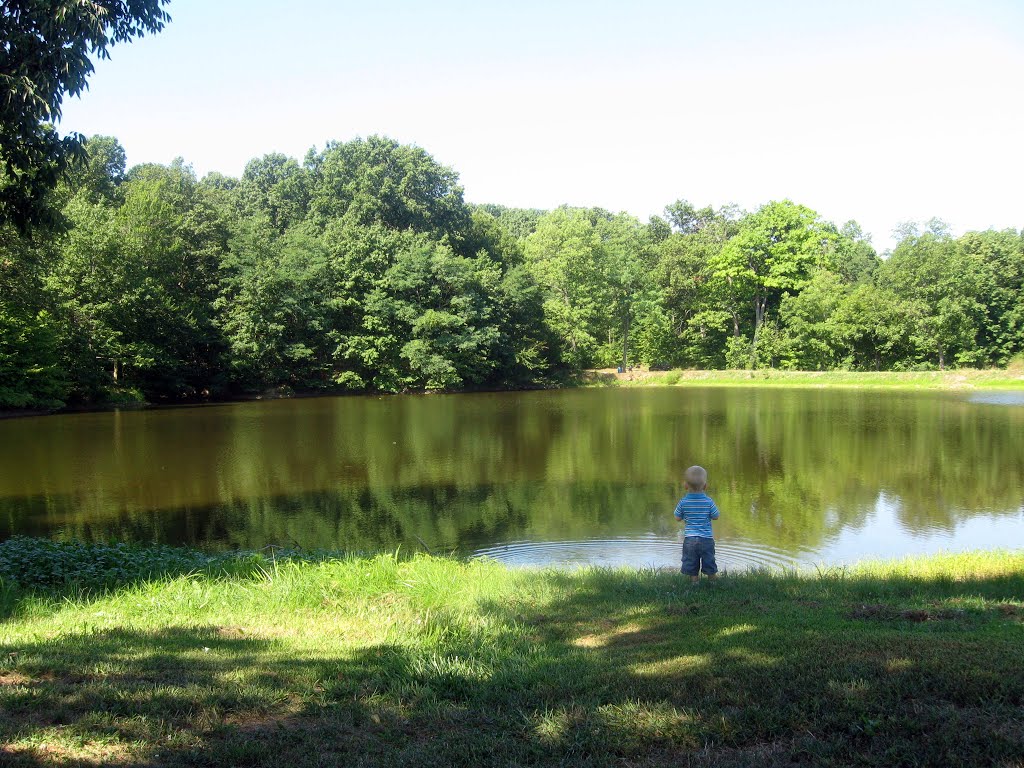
left=751, top=294, right=767, bottom=368
left=621, top=312, right=631, bottom=369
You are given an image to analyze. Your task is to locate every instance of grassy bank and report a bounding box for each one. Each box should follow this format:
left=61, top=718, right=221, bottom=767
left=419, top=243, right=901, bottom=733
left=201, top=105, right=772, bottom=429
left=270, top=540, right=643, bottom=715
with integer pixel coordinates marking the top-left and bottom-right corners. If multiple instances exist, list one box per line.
left=580, top=367, right=1024, bottom=391
left=1, top=542, right=1023, bottom=767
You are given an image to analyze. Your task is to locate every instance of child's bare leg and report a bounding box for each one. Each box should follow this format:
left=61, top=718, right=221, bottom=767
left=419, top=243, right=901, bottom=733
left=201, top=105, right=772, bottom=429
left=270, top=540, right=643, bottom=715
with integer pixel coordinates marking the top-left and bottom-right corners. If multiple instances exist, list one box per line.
left=690, top=575, right=699, bottom=584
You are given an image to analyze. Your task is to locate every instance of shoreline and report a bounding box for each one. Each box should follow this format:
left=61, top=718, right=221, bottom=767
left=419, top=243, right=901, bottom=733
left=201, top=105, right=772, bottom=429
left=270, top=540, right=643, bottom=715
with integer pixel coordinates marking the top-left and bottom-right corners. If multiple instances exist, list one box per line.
left=2, top=537, right=1021, bottom=590
left=4, top=367, right=1023, bottom=420
left=578, top=366, right=1024, bottom=390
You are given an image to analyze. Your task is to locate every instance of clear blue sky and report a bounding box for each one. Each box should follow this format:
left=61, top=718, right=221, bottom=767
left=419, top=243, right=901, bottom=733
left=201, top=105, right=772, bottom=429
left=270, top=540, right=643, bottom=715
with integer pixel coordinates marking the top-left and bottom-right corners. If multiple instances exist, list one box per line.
left=60, top=0, right=1024, bottom=251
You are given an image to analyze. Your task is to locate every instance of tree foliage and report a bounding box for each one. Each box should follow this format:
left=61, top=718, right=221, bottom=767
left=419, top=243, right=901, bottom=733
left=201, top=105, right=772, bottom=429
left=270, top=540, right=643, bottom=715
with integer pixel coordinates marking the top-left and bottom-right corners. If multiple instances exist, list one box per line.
left=0, top=0, right=170, bottom=230
left=0, top=132, right=1022, bottom=410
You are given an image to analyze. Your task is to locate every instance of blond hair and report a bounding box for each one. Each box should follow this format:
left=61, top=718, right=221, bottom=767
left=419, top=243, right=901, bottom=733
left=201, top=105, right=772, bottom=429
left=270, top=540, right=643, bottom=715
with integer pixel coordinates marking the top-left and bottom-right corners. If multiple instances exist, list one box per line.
left=684, top=465, right=708, bottom=491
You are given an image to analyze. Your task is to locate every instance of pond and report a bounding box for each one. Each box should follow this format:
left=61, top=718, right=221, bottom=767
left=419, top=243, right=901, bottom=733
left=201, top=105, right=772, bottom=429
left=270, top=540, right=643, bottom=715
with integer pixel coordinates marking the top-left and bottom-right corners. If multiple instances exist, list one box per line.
left=1, top=387, right=1022, bottom=570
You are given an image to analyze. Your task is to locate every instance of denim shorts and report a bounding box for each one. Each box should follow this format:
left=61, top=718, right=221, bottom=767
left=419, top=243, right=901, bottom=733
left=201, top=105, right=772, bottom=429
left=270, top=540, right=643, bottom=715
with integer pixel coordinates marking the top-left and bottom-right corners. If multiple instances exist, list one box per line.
left=681, top=536, right=717, bottom=576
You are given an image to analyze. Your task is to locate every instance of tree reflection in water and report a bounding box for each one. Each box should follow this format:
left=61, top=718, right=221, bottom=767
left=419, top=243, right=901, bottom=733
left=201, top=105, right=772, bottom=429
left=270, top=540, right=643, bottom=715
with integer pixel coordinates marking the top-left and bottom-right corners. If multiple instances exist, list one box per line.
left=1, top=388, right=1022, bottom=566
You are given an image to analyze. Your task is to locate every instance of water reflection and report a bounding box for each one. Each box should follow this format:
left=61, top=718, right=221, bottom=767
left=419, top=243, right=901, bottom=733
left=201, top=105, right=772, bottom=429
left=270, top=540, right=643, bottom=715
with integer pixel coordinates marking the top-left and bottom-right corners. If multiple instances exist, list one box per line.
left=0, top=388, right=1022, bottom=568
left=967, top=391, right=1024, bottom=406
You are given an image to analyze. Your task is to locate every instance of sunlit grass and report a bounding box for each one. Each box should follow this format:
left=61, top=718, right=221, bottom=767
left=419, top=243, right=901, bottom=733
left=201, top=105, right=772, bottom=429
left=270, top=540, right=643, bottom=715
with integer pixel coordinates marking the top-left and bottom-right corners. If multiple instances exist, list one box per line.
left=1, top=545, right=1023, bottom=766
left=581, top=367, right=1024, bottom=391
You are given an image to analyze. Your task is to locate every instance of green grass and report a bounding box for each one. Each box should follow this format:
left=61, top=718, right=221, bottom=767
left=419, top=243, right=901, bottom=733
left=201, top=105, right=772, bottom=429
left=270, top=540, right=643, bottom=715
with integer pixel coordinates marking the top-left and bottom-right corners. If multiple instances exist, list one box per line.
left=1, top=544, right=1023, bottom=767
left=580, top=367, right=1024, bottom=391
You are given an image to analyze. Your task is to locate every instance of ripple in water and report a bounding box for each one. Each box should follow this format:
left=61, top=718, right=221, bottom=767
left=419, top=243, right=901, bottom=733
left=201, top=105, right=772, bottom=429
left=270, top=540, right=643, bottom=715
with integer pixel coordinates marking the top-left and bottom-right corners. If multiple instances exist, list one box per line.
left=473, top=535, right=798, bottom=571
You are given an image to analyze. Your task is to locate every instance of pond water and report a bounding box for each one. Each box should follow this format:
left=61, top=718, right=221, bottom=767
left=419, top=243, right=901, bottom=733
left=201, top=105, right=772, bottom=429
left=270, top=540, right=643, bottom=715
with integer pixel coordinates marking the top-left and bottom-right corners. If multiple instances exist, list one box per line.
left=1, top=388, right=1022, bottom=570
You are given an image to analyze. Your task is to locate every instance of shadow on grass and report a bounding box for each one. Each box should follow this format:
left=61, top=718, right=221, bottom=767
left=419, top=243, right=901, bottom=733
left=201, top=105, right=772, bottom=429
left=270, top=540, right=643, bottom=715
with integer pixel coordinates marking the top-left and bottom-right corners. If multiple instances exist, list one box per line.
left=1, top=566, right=1023, bottom=767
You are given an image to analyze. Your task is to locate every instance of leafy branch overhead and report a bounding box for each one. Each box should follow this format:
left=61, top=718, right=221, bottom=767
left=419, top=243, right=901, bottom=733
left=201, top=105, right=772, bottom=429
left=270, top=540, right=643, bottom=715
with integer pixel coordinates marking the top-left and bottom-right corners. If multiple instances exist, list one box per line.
left=0, top=0, right=171, bottom=230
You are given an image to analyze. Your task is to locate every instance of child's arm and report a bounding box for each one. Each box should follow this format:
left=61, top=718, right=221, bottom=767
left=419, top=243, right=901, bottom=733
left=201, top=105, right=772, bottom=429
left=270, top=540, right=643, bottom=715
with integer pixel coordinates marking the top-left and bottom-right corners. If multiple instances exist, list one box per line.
left=673, top=499, right=685, bottom=521
left=709, top=499, right=720, bottom=520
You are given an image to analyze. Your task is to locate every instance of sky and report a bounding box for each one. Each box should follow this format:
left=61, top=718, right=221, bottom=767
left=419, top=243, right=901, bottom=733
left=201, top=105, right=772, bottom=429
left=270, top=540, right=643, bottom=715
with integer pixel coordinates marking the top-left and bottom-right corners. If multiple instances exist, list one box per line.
left=59, top=0, right=1024, bottom=252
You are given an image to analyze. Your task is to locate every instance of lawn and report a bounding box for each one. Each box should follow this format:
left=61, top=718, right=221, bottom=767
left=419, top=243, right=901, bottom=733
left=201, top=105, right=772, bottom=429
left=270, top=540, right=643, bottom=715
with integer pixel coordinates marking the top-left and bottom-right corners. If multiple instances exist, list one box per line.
left=581, top=367, right=1024, bottom=391
left=1, top=541, right=1022, bottom=767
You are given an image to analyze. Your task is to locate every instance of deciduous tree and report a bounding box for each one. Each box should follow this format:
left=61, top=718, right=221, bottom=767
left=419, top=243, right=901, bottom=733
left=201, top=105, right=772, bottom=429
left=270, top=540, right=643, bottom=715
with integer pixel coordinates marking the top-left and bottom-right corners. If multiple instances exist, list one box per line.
left=0, top=0, right=170, bottom=229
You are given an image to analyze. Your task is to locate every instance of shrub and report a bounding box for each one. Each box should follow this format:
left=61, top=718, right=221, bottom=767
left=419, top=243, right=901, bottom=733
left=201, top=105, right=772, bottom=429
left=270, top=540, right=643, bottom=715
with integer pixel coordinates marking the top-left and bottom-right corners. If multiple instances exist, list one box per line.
left=724, top=336, right=753, bottom=369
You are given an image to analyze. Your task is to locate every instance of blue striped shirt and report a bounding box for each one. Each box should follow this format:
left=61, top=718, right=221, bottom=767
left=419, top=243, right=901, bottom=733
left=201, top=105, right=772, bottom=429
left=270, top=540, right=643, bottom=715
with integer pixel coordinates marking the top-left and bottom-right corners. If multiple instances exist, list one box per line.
left=673, top=492, right=719, bottom=538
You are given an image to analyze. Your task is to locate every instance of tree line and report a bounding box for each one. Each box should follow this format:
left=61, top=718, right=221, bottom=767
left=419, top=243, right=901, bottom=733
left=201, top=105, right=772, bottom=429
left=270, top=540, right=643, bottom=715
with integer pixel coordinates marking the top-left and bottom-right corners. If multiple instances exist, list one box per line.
left=2, top=134, right=1022, bottom=409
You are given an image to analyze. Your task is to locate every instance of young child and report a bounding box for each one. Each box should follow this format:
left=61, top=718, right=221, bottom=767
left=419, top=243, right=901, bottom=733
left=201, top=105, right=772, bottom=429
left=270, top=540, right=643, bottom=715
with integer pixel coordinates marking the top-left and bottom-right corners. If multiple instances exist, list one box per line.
left=673, top=465, right=720, bottom=583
